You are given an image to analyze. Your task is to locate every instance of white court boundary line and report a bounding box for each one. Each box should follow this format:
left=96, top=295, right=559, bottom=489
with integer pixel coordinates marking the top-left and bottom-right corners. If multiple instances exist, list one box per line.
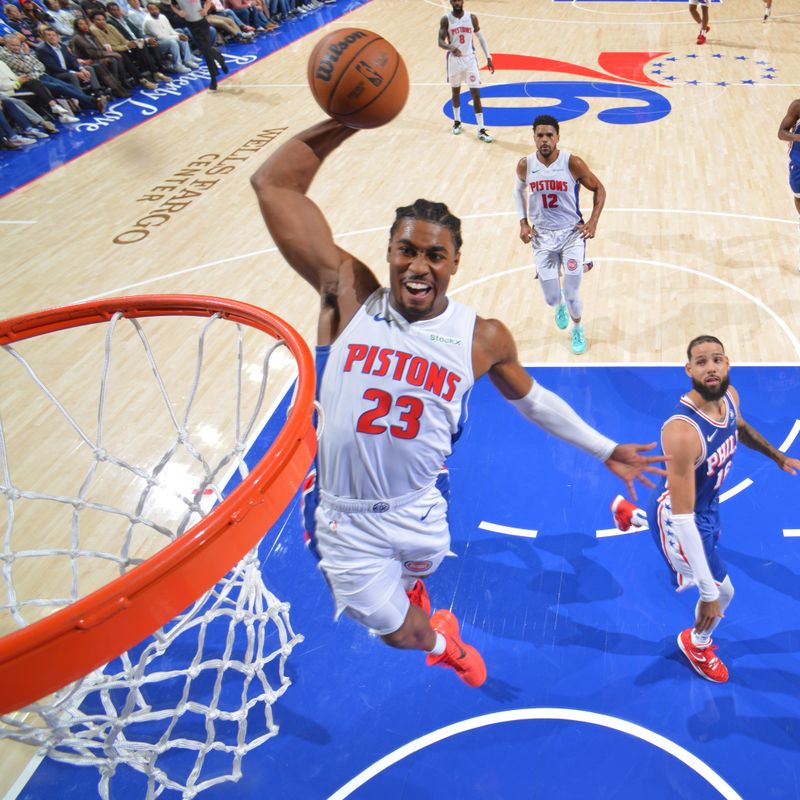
left=423, top=0, right=799, bottom=27
left=478, top=521, right=537, bottom=538
left=778, top=419, right=800, bottom=452
left=450, top=256, right=800, bottom=360
left=84, top=206, right=800, bottom=312
left=327, top=708, right=743, bottom=800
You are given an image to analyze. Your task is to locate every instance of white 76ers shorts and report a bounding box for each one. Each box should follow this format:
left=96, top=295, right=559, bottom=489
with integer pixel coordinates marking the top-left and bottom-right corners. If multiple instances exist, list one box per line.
left=532, top=227, right=587, bottom=280
left=313, top=483, right=451, bottom=635
left=447, top=53, right=481, bottom=88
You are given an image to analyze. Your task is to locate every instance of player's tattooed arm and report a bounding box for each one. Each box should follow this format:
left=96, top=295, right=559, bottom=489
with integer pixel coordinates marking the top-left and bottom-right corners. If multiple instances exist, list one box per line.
left=729, top=386, right=799, bottom=474
left=738, top=420, right=800, bottom=474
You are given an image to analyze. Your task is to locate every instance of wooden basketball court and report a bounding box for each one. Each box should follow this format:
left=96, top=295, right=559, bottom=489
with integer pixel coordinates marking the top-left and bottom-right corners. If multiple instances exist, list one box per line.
left=1, top=0, right=799, bottom=797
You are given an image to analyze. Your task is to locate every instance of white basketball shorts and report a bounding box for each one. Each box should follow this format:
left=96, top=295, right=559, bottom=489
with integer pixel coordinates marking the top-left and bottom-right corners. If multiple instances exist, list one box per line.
left=313, top=482, right=451, bottom=635
left=447, top=53, right=481, bottom=88
left=532, top=227, right=587, bottom=281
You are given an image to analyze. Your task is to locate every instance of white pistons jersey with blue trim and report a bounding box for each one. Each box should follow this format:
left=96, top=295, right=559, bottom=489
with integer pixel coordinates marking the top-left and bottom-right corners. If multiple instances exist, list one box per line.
left=525, top=149, right=582, bottom=231
left=446, top=11, right=476, bottom=58
left=316, top=288, right=476, bottom=500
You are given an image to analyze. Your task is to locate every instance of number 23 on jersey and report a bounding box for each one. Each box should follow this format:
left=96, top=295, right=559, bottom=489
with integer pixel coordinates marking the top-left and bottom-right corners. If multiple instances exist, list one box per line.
left=356, top=388, right=423, bottom=440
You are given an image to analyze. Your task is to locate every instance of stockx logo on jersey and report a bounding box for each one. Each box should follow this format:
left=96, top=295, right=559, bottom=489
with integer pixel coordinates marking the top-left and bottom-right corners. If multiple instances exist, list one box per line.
left=444, top=51, right=672, bottom=128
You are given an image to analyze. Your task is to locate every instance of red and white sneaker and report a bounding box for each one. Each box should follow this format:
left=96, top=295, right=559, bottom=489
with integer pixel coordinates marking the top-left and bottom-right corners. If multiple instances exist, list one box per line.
left=677, top=629, right=729, bottom=683
left=696, top=32, right=706, bottom=44
left=611, top=495, right=647, bottom=531
left=406, top=579, right=431, bottom=616
left=426, top=609, right=487, bottom=687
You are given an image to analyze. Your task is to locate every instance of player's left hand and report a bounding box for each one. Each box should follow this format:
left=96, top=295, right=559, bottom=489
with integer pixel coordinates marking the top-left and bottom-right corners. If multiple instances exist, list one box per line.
left=575, top=221, right=597, bottom=239
left=780, top=455, right=800, bottom=475
left=604, top=442, right=669, bottom=502
left=487, top=57, right=495, bottom=74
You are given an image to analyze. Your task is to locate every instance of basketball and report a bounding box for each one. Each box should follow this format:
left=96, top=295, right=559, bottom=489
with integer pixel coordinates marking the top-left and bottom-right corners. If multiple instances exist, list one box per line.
left=307, top=28, right=409, bottom=129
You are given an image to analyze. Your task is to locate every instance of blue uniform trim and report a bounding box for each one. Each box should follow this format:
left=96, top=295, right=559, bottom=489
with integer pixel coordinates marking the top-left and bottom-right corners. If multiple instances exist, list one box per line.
left=647, top=391, right=737, bottom=586
left=301, top=345, right=331, bottom=561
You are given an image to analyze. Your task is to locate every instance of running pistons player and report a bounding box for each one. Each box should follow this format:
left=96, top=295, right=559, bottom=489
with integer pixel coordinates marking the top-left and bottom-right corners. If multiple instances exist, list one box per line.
left=438, top=0, right=494, bottom=143
left=251, top=118, right=666, bottom=688
left=514, top=114, right=606, bottom=355
left=777, top=97, right=800, bottom=271
left=613, top=336, right=799, bottom=683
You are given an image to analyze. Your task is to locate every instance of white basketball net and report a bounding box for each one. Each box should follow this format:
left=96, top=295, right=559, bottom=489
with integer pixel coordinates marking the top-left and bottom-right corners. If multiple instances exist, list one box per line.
left=0, top=309, right=305, bottom=799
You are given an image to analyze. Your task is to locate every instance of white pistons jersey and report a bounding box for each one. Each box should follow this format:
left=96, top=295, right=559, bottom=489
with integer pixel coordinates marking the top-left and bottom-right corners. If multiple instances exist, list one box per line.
left=525, top=149, right=582, bottom=231
left=447, top=11, right=475, bottom=58
left=316, top=288, right=476, bottom=500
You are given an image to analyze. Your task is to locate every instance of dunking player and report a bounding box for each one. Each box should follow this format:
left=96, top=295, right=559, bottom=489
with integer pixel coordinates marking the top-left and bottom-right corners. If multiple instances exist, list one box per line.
left=689, top=0, right=711, bottom=44
left=613, top=336, right=799, bottom=682
left=251, top=120, right=665, bottom=687
left=514, top=114, right=605, bottom=355
left=438, top=0, right=494, bottom=143
left=778, top=98, right=800, bottom=271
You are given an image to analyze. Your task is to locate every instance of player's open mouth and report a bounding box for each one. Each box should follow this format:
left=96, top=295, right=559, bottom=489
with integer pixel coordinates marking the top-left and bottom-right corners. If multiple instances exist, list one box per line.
left=404, top=281, right=432, bottom=297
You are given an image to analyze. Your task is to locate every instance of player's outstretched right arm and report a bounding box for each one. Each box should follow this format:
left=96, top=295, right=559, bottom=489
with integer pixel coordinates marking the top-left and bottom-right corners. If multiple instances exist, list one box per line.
left=474, top=317, right=667, bottom=499
left=250, top=120, right=381, bottom=343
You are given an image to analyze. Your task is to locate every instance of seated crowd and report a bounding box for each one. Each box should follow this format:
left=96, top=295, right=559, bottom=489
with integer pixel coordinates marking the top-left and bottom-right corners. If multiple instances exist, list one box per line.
left=0, top=0, right=335, bottom=150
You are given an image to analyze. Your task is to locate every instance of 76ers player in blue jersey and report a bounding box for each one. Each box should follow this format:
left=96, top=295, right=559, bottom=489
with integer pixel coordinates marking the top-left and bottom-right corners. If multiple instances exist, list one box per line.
left=251, top=118, right=666, bottom=688
left=777, top=98, right=800, bottom=271
left=614, top=336, right=799, bottom=682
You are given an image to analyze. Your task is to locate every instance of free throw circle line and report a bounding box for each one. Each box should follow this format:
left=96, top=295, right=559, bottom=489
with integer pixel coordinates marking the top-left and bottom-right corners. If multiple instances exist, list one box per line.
left=327, top=707, right=742, bottom=800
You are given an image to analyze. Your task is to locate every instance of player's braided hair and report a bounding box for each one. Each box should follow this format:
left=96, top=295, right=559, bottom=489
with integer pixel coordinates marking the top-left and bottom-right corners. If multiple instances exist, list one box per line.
left=390, top=199, right=463, bottom=253
left=686, top=335, right=725, bottom=360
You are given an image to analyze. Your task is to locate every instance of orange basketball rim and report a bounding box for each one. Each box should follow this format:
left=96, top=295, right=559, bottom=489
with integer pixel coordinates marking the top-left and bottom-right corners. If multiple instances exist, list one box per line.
left=0, top=295, right=317, bottom=713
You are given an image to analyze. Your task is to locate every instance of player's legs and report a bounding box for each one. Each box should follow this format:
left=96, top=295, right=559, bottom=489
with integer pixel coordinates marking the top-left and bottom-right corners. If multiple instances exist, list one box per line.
left=563, top=272, right=586, bottom=354
left=692, top=574, right=734, bottom=645
left=314, top=500, right=449, bottom=637
left=470, top=88, right=493, bottom=143
left=562, top=272, right=583, bottom=323
left=763, top=0, right=772, bottom=20
left=448, top=56, right=466, bottom=134
left=654, top=500, right=731, bottom=680
left=450, top=86, right=463, bottom=134
left=561, top=232, right=587, bottom=353
left=534, top=243, right=568, bottom=330
left=689, top=0, right=709, bottom=43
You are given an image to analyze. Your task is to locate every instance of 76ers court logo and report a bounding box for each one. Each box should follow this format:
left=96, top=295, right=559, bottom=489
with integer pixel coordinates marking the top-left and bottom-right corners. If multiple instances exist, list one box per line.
left=446, top=51, right=672, bottom=128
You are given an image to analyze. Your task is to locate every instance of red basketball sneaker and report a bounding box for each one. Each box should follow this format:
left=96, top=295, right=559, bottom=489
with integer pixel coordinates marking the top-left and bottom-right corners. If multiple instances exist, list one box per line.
left=426, top=610, right=487, bottom=687
left=406, top=579, right=431, bottom=616
left=677, top=629, right=729, bottom=683
left=696, top=32, right=706, bottom=44
left=611, top=495, right=647, bottom=531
